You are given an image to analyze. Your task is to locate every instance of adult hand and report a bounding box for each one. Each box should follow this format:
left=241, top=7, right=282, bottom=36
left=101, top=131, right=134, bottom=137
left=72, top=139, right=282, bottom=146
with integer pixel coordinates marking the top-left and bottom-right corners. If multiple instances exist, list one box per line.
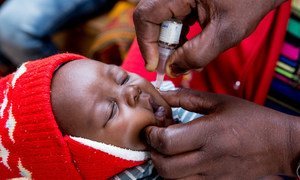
left=144, top=88, right=300, bottom=179
left=134, top=0, right=287, bottom=76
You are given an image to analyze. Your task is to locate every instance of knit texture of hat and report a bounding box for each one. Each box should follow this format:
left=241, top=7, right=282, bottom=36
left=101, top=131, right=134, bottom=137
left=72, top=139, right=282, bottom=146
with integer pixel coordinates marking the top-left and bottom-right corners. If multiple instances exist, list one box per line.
left=0, top=53, right=148, bottom=179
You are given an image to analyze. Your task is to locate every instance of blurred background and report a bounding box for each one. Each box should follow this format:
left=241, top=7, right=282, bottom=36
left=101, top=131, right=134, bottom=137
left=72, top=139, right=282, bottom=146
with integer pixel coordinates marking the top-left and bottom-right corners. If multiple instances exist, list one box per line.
left=0, top=0, right=139, bottom=76
left=0, top=0, right=299, bottom=115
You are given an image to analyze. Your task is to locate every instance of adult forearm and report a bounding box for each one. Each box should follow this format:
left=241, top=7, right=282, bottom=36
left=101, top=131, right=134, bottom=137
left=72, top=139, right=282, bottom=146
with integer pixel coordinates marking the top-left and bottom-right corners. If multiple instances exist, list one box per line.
left=289, top=115, right=300, bottom=176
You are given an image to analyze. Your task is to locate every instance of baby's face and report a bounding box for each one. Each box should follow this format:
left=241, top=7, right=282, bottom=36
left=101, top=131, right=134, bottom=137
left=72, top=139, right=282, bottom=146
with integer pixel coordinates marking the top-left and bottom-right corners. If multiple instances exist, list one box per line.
left=51, top=59, right=172, bottom=150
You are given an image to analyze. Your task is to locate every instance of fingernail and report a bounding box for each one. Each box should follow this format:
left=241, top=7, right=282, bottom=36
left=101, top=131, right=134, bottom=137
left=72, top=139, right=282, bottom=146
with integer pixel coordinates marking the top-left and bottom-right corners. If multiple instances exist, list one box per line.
left=155, top=106, right=165, bottom=118
left=169, top=64, right=187, bottom=76
left=146, top=63, right=155, bottom=72
left=145, top=59, right=158, bottom=72
left=166, top=61, right=176, bottom=78
left=196, top=67, right=204, bottom=72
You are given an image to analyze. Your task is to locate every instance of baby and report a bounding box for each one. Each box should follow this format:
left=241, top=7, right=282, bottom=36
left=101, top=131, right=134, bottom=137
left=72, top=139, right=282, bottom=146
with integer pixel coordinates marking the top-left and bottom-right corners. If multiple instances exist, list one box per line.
left=51, top=56, right=173, bottom=152
left=0, top=53, right=201, bottom=179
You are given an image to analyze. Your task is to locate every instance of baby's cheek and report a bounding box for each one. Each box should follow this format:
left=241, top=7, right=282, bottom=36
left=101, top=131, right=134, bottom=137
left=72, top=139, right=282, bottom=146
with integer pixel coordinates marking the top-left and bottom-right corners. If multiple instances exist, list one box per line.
left=133, top=109, right=156, bottom=128
left=120, top=108, right=155, bottom=150
left=120, top=107, right=155, bottom=133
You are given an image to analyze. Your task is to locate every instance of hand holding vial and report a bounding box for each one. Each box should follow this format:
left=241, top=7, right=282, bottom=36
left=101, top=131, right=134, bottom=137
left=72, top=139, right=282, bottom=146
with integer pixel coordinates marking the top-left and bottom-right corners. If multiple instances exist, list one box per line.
left=155, top=19, right=182, bottom=89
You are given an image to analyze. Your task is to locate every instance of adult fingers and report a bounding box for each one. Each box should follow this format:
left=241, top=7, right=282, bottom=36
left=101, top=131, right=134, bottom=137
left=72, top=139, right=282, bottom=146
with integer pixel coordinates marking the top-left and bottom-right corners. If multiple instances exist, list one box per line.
left=133, top=0, right=195, bottom=71
left=177, top=175, right=206, bottom=180
left=150, top=149, right=213, bottom=179
left=166, top=17, right=247, bottom=76
left=160, top=88, right=222, bottom=115
left=145, top=115, right=217, bottom=155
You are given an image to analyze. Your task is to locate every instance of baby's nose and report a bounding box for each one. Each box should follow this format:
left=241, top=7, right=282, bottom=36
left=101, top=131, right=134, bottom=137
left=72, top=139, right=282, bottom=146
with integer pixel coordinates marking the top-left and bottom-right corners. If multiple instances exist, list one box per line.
left=123, top=85, right=142, bottom=107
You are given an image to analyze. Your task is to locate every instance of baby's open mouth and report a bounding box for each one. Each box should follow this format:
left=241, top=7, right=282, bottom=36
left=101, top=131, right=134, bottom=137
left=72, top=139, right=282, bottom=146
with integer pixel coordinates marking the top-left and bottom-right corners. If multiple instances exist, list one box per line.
left=149, top=97, right=167, bottom=125
left=140, top=97, right=170, bottom=150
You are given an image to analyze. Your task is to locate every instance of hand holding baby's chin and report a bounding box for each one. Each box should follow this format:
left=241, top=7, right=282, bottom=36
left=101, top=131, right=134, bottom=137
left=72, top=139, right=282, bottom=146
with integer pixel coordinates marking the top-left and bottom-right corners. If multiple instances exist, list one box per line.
left=154, top=106, right=174, bottom=127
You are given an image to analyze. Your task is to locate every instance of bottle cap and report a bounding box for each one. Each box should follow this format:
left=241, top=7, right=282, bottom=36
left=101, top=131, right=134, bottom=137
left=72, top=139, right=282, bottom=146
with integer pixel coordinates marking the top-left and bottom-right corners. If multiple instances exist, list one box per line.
left=159, top=19, right=183, bottom=44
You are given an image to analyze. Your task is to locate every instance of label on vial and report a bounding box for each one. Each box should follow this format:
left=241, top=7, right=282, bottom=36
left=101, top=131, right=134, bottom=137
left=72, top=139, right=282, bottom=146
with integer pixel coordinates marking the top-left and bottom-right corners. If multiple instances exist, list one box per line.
left=159, top=20, right=183, bottom=44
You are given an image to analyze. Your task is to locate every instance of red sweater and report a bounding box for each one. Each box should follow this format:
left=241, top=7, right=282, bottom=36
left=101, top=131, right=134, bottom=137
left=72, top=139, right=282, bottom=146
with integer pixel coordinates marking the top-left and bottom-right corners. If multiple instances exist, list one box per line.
left=122, top=1, right=291, bottom=105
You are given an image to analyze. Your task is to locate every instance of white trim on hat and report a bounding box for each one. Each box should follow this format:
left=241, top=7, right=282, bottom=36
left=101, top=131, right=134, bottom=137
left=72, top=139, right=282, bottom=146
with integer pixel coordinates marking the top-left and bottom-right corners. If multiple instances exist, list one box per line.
left=69, top=136, right=150, bottom=162
left=12, top=62, right=27, bottom=88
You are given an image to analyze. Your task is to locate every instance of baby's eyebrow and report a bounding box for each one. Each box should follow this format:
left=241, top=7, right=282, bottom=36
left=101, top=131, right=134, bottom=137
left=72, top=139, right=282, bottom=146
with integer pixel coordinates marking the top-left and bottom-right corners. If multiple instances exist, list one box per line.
left=109, top=66, right=124, bottom=79
left=106, top=66, right=117, bottom=77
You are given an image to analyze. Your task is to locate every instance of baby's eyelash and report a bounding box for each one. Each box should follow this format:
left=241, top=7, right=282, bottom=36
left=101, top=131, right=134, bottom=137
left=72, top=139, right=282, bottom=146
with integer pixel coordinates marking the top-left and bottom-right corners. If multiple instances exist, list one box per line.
left=108, top=101, right=118, bottom=120
left=121, top=74, right=130, bottom=85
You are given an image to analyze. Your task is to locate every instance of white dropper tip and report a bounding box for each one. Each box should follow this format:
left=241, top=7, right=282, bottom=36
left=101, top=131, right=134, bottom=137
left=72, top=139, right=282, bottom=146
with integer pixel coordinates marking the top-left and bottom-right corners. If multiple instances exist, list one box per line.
left=155, top=73, right=165, bottom=90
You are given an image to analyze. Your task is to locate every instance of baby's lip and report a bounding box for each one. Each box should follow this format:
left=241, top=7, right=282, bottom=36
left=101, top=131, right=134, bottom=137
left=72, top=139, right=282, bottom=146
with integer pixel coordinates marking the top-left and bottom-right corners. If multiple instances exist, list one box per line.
left=141, top=94, right=168, bottom=126
left=139, top=93, right=155, bottom=113
left=149, top=97, right=160, bottom=114
left=149, top=97, right=167, bottom=125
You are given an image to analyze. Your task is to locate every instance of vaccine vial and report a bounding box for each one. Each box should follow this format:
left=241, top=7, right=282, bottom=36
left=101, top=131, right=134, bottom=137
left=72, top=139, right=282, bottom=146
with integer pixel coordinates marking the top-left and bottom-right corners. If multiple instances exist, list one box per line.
left=155, top=19, right=183, bottom=89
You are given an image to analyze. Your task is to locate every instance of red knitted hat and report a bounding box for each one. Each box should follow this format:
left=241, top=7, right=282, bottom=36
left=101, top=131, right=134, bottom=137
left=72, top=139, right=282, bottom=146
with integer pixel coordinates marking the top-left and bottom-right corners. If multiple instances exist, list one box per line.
left=0, top=53, right=148, bottom=179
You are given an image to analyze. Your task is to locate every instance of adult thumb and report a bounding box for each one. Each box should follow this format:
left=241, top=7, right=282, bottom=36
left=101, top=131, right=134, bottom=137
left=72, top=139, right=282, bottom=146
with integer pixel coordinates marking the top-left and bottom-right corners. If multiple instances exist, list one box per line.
left=166, top=21, right=226, bottom=77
